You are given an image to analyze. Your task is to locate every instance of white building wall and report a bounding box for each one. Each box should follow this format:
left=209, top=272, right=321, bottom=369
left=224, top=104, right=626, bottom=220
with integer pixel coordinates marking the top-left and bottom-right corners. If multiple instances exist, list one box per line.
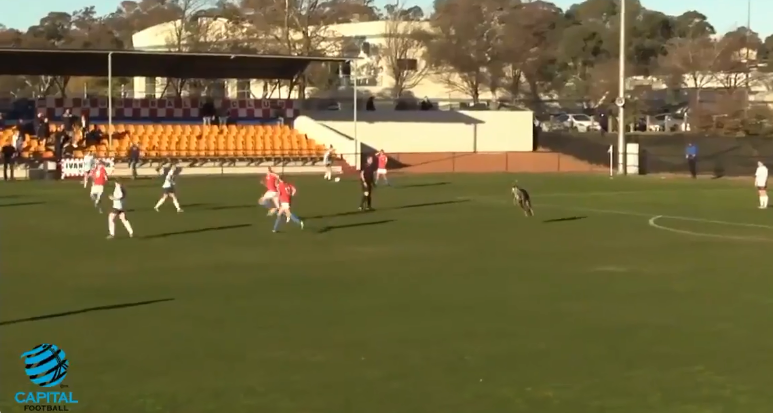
left=130, top=19, right=496, bottom=101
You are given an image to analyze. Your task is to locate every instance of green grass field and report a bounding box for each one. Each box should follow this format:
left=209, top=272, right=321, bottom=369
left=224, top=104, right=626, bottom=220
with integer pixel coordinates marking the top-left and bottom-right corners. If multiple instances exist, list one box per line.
left=3, top=173, right=773, bottom=413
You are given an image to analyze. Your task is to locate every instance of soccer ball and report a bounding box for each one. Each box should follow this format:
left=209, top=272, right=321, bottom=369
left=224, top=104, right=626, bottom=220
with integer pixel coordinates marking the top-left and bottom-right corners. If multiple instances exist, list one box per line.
left=334, top=177, right=341, bottom=182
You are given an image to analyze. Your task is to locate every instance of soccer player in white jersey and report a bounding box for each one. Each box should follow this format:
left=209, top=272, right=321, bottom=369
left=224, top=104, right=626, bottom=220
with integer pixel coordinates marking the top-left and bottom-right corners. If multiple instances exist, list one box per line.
left=82, top=150, right=95, bottom=188
left=323, top=145, right=335, bottom=180
left=107, top=181, right=134, bottom=239
left=755, top=161, right=768, bottom=209
left=154, top=165, right=183, bottom=212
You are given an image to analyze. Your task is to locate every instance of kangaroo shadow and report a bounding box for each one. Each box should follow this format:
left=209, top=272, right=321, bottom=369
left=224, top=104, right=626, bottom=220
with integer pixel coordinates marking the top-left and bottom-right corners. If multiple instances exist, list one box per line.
left=317, top=219, right=394, bottom=233
left=0, top=298, right=175, bottom=326
left=143, top=223, right=251, bottom=239
left=542, top=216, right=587, bottom=224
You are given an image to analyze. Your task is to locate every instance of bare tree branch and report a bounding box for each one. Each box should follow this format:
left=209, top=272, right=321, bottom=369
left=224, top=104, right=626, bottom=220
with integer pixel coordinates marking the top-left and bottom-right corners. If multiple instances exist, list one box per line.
left=381, top=2, right=429, bottom=98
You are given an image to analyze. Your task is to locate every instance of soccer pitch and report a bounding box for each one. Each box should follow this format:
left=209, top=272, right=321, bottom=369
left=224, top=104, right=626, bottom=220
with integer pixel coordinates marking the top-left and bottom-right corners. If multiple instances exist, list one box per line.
left=3, top=173, right=773, bottom=413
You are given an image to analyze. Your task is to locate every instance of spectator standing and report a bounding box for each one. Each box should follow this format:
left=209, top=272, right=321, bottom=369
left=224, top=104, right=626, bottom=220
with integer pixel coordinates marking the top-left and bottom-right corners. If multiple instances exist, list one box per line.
left=201, top=99, right=215, bottom=125
left=54, top=125, right=68, bottom=152
left=13, top=128, right=24, bottom=154
left=366, top=97, right=375, bottom=111
left=2, top=140, right=16, bottom=181
left=62, top=109, right=75, bottom=141
left=686, top=143, right=698, bottom=179
left=36, top=117, right=50, bottom=140
left=84, top=124, right=102, bottom=147
left=420, top=97, right=433, bottom=111
left=79, top=113, right=90, bottom=145
left=128, top=142, right=141, bottom=179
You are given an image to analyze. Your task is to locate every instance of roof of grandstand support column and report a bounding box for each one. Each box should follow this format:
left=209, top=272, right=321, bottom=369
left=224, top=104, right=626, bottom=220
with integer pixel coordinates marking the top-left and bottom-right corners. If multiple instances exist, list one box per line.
left=0, top=48, right=348, bottom=80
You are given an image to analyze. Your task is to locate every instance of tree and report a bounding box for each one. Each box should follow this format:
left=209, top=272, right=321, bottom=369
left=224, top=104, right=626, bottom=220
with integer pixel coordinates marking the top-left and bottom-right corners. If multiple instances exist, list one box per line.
left=162, top=0, right=220, bottom=97
left=318, top=0, right=380, bottom=23
left=382, top=4, right=424, bottom=21
left=497, top=1, right=564, bottom=106
left=380, top=3, right=429, bottom=98
left=424, top=0, right=510, bottom=102
left=23, top=12, right=80, bottom=97
left=711, top=28, right=759, bottom=93
left=238, top=0, right=342, bottom=98
left=671, top=10, right=715, bottom=39
left=658, top=36, right=724, bottom=101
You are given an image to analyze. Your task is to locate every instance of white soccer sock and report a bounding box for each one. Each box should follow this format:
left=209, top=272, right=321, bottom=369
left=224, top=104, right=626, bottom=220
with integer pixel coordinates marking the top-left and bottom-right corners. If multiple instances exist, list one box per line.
left=172, top=198, right=181, bottom=211
left=154, top=197, right=165, bottom=209
left=93, top=194, right=101, bottom=206
left=83, top=176, right=88, bottom=188
left=121, top=218, right=133, bottom=235
left=108, top=218, right=116, bottom=236
left=763, top=196, right=769, bottom=207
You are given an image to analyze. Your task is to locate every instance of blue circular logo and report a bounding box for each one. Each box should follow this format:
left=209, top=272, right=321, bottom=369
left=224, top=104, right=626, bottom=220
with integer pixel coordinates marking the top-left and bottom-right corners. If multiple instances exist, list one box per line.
left=20, top=344, right=69, bottom=387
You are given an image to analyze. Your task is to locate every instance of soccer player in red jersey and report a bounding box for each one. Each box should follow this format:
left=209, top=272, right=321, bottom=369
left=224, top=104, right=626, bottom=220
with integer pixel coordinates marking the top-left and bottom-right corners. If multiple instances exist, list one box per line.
left=273, top=181, right=304, bottom=232
left=259, top=167, right=282, bottom=215
left=90, top=161, right=108, bottom=212
left=375, top=149, right=389, bottom=186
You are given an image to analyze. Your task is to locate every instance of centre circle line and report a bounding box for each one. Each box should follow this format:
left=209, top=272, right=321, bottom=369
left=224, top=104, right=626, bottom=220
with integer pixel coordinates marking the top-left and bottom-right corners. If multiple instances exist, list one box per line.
left=647, top=215, right=773, bottom=242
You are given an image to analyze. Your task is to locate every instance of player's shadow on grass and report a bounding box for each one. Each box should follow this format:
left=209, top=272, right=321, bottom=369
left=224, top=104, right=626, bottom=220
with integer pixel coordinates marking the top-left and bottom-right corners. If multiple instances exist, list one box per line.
left=395, top=182, right=450, bottom=189
left=306, top=199, right=468, bottom=220
left=143, top=223, right=251, bottom=239
left=182, top=203, right=212, bottom=209
left=207, top=204, right=255, bottom=211
left=542, top=216, right=587, bottom=223
left=0, top=201, right=44, bottom=207
left=128, top=203, right=213, bottom=213
left=0, top=298, right=175, bottom=327
left=317, top=219, right=394, bottom=233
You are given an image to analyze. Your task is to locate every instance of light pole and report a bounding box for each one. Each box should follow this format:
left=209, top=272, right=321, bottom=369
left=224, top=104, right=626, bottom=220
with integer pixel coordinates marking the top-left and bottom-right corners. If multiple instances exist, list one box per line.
left=616, top=0, right=626, bottom=175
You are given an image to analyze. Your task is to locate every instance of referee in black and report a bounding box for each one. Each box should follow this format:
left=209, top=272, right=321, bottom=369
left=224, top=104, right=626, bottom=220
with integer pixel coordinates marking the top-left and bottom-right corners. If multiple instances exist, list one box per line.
left=359, top=155, right=376, bottom=211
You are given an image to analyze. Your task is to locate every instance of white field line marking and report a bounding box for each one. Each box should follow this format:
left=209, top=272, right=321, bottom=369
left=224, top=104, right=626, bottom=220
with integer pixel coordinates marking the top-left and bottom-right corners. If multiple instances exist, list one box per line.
left=539, top=204, right=773, bottom=229
left=648, top=215, right=773, bottom=242
left=463, top=195, right=773, bottom=231
left=461, top=187, right=741, bottom=204
left=535, top=187, right=740, bottom=198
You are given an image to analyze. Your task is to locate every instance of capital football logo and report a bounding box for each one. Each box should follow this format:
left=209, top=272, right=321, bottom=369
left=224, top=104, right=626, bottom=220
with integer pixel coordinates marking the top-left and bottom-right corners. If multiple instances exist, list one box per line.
left=21, top=344, right=69, bottom=387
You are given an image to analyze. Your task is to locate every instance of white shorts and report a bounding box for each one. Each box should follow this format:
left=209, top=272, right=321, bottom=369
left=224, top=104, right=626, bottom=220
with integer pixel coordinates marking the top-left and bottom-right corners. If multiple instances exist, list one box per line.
left=82, top=167, right=92, bottom=175
left=262, top=191, right=278, bottom=199
left=756, top=182, right=767, bottom=190
left=279, top=202, right=290, bottom=210
left=90, top=185, right=104, bottom=195
left=377, top=168, right=387, bottom=174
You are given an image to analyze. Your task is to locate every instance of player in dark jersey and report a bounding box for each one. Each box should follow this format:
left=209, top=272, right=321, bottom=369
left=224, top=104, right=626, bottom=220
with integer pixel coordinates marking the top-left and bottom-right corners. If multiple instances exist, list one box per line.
left=359, top=156, right=376, bottom=211
left=511, top=183, right=534, bottom=216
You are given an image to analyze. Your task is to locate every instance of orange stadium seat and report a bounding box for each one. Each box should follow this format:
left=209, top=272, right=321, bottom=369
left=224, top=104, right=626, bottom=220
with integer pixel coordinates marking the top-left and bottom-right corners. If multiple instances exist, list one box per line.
left=46, top=124, right=329, bottom=161
left=0, top=123, right=328, bottom=161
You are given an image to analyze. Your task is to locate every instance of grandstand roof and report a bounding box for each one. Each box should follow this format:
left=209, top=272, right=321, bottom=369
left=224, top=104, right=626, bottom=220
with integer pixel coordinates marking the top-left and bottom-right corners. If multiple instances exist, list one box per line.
left=0, top=49, right=348, bottom=80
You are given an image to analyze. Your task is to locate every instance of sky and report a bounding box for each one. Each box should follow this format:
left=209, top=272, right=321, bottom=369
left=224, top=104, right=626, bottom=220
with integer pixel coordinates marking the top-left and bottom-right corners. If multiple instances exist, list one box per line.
left=0, top=0, right=768, bottom=37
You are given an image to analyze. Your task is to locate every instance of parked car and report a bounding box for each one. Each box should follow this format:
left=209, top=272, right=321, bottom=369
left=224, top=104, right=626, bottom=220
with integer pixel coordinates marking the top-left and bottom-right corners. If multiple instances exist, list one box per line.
left=650, top=113, right=687, bottom=132
left=554, top=113, right=600, bottom=132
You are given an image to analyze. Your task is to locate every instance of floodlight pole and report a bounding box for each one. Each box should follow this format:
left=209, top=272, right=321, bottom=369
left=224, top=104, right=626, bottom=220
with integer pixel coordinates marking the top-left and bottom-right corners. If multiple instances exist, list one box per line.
left=352, top=59, right=359, bottom=170
left=616, top=0, right=626, bottom=175
left=108, top=52, right=113, bottom=149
